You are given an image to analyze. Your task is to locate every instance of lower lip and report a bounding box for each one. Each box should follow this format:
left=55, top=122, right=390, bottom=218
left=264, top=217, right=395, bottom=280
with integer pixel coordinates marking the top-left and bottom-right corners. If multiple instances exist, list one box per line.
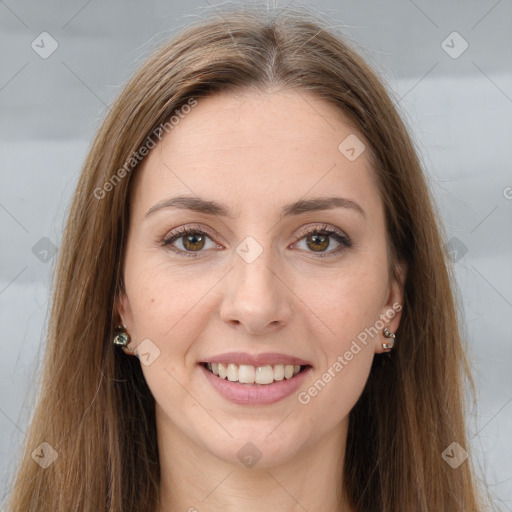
left=200, top=364, right=312, bottom=405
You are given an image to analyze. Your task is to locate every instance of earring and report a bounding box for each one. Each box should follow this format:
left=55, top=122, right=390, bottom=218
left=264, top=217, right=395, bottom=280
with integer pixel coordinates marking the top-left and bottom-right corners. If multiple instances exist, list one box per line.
left=113, top=325, right=133, bottom=353
left=382, top=328, right=396, bottom=351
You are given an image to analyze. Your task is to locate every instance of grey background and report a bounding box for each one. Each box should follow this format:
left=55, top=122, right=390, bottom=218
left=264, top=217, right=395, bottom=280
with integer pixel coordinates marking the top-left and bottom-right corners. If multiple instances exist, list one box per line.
left=1, top=0, right=511, bottom=509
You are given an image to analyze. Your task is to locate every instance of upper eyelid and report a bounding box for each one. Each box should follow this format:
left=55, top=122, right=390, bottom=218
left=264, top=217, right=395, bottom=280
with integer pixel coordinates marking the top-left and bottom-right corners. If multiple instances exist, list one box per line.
left=295, top=223, right=348, bottom=238
left=163, top=223, right=221, bottom=241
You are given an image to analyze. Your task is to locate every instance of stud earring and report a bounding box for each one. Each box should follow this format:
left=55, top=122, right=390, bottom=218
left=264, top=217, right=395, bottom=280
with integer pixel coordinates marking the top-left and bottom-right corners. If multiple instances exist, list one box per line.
left=113, top=325, right=133, bottom=353
left=382, top=328, right=396, bottom=351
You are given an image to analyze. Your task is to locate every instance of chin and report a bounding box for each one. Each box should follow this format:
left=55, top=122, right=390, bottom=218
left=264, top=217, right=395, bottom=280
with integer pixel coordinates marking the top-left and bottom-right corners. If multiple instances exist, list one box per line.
left=201, top=423, right=311, bottom=470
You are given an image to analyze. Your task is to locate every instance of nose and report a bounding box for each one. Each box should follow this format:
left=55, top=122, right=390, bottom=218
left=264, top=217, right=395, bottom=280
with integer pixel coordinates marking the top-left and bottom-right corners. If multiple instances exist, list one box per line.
left=219, top=242, right=293, bottom=335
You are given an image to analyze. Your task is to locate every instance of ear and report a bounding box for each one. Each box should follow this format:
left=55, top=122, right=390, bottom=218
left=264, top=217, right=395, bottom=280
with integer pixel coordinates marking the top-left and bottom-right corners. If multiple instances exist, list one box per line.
left=375, top=261, right=407, bottom=354
left=115, top=291, right=135, bottom=355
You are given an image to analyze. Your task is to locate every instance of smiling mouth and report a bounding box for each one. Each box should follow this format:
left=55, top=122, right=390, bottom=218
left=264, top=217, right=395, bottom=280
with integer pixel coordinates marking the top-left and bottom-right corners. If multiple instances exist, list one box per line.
left=201, top=362, right=310, bottom=385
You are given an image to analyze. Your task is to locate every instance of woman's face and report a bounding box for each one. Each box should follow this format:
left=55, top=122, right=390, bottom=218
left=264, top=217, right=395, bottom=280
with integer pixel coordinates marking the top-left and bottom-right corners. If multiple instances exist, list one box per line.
left=118, top=89, right=403, bottom=468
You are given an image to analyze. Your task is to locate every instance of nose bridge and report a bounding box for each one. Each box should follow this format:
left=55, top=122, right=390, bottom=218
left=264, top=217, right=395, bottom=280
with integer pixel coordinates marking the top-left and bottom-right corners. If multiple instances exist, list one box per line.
left=220, top=233, right=292, bottom=333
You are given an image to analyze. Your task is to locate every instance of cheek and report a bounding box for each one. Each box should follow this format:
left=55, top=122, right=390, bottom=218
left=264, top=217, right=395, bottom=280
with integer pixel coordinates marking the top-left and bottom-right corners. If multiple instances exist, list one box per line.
left=296, top=260, right=388, bottom=346
left=291, top=262, right=385, bottom=411
left=124, top=258, right=221, bottom=348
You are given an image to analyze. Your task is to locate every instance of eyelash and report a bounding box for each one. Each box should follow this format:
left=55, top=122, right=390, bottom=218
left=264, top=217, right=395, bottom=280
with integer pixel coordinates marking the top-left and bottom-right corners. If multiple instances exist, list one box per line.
left=161, top=223, right=352, bottom=259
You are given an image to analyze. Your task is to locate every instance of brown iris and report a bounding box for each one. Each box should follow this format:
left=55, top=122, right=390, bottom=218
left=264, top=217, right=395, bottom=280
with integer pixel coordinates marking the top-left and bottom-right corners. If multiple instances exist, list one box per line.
left=306, top=234, right=329, bottom=252
left=182, top=233, right=206, bottom=251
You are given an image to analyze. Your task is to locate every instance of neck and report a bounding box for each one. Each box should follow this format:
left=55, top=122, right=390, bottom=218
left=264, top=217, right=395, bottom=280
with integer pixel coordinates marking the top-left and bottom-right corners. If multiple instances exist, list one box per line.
left=155, top=411, right=353, bottom=512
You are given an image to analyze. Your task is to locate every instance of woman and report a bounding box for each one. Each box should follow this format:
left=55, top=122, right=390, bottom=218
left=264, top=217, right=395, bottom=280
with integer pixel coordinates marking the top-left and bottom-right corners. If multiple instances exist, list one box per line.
left=6, top=6, right=486, bottom=511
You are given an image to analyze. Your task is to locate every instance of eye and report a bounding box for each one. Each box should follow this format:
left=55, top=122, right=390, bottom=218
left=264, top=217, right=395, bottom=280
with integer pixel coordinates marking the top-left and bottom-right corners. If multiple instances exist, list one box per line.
left=162, top=223, right=351, bottom=259
left=292, top=224, right=351, bottom=258
left=162, top=225, right=221, bottom=257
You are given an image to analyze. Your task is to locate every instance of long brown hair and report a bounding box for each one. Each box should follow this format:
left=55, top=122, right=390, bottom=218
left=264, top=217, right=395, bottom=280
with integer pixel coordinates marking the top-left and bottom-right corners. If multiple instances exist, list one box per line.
left=5, top=6, right=486, bottom=511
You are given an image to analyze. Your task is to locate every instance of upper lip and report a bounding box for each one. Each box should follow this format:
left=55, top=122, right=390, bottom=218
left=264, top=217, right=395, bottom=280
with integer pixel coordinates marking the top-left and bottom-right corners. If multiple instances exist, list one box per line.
left=202, top=352, right=312, bottom=367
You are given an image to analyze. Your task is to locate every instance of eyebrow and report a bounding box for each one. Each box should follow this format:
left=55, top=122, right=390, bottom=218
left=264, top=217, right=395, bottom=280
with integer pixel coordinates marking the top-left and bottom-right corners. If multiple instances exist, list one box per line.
left=145, top=194, right=366, bottom=219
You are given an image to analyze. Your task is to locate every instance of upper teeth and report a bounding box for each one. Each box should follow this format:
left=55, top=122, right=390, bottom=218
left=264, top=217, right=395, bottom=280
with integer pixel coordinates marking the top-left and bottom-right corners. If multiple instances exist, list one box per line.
left=206, top=363, right=301, bottom=385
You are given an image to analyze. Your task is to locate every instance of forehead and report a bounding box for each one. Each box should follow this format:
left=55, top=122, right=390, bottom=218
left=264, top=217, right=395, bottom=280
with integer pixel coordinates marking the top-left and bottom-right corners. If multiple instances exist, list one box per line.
left=130, top=88, right=380, bottom=219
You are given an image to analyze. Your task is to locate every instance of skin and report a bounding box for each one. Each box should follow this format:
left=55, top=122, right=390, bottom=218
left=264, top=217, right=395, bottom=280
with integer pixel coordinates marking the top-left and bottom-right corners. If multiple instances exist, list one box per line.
left=117, top=88, right=404, bottom=512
